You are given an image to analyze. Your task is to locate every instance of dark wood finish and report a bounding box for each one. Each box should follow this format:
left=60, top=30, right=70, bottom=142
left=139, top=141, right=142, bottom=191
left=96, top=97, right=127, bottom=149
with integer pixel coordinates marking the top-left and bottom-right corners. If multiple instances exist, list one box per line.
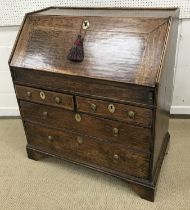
left=76, top=96, right=152, bottom=127
left=15, top=85, right=74, bottom=110
left=25, top=128, right=170, bottom=202
left=10, top=15, right=168, bottom=87
left=9, top=7, right=179, bottom=202
left=21, top=101, right=152, bottom=153
left=26, top=146, right=48, bottom=161
left=25, top=122, right=150, bottom=179
left=36, top=7, right=179, bottom=18
left=129, top=182, right=155, bottom=202
left=152, top=11, right=179, bottom=176
left=12, top=68, right=154, bottom=106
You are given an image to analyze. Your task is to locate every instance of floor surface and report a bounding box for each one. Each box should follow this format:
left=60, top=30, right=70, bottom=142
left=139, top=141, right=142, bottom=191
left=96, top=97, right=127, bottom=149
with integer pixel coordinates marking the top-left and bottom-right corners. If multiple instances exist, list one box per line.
left=0, top=119, right=190, bottom=209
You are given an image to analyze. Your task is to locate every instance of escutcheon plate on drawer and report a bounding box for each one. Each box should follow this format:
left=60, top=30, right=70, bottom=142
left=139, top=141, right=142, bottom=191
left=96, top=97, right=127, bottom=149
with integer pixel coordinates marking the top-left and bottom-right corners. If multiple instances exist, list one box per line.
left=76, top=96, right=152, bottom=127
left=20, top=101, right=152, bottom=153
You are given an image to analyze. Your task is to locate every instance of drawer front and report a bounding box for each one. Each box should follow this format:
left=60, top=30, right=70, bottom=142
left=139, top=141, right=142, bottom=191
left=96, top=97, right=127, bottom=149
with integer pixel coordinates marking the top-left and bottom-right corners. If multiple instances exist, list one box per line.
left=12, top=68, right=154, bottom=105
left=76, top=96, right=152, bottom=127
left=25, top=122, right=150, bottom=179
left=15, top=85, right=74, bottom=110
left=21, top=101, right=151, bottom=153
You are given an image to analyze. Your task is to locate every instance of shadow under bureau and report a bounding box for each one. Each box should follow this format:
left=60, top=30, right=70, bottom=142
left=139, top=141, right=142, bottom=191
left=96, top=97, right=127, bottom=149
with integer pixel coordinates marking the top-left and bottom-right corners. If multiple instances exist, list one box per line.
left=9, top=7, right=179, bottom=202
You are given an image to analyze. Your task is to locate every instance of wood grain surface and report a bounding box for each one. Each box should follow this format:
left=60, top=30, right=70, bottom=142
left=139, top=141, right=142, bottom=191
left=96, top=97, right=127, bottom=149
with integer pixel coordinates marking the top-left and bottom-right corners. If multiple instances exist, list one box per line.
left=15, top=85, right=74, bottom=110
left=9, top=7, right=179, bottom=202
left=10, top=15, right=169, bottom=87
left=25, top=122, right=150, bottom=179
left=76, top=96, right=152, bottom=127
left=21, top=101, right=152, bottom=153
left=12, top=68, right=154, bottom=106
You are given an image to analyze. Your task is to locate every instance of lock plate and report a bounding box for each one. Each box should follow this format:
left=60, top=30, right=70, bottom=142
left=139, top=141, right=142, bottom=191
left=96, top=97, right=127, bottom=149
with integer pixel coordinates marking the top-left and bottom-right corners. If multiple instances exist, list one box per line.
left=108, top=104, right=115, bottom=113
left=82, top=20, right=90, bottom=30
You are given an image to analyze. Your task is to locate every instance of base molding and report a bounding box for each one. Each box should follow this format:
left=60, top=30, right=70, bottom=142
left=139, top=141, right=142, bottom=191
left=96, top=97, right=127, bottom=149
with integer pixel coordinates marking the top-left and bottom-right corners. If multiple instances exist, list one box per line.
left=170, top=105, right=190, bottom=115
left=26, top=147, right=49, bottom=161
left=0, top=107, right=19, bottom=116
left=26, top=134, right=169, bottom=202
left=129, top=182, right=155, bottom=202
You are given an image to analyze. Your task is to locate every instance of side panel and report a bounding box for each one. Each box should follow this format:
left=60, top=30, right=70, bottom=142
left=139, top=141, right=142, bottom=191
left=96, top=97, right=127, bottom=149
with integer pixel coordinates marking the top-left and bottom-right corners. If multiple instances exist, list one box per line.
left=152, top=14, right=179, bottom=176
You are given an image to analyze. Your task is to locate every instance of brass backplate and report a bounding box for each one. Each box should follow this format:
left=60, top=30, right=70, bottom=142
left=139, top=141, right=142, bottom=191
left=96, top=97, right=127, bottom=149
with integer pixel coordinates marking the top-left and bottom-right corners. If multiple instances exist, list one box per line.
left=75, top=113, right=81, bottom=122
left=82, top=20, right=90, bottom=30
left=108, top=104, right=115, bottom=113
left=40, top=91, right=46, bottom=100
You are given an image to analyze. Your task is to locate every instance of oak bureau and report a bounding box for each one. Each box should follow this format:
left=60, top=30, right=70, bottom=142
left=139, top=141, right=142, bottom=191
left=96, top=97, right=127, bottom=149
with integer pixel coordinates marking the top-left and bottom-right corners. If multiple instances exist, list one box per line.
left=9, top=7, right=179, bottom=201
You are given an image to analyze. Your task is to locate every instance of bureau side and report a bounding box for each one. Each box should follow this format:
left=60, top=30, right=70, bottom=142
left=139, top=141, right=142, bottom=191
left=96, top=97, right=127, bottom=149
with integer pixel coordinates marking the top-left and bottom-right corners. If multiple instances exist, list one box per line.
left=152, top=11, right=179, bottom=179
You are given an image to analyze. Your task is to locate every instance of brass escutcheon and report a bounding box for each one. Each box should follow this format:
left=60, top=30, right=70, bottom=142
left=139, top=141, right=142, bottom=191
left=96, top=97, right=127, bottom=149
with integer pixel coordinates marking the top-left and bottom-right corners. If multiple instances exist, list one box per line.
left=91, top=103, right=97, bottom=112
left=75, top=113, right=81, bottom=122
left=40, top=91, right=46, bottom=100
left=108, top=104, right=115, bottom=113
left=82, top=20, right=90, bottom=30
left=128, top=110, right=135, bottom=119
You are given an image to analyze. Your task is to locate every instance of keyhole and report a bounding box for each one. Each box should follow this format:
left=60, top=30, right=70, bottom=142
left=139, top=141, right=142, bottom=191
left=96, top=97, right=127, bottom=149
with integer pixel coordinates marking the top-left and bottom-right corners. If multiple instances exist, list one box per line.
left=83, top=20, right=89, bottom=29
left=108, top=104, right=115, bottom=113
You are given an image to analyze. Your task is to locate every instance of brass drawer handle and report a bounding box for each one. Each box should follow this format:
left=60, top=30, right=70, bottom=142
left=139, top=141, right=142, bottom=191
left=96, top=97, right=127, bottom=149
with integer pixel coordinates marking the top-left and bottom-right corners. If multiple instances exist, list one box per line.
left=55, top=96, right=62, bottom=104
left=40, top=91, right=46, bottom=100
left=90, top=103, right=97, bottom=112
left=128, top=111, right=135, bottom=119
left=26, top=91, right=32, bottom=97
left=77, top=136, right=83, bottom=144
left=113, top=154, right=119, bottom=160
left=113, top=128, right=119, bottom=136
left=108, top=104, right=115, bottom=113
left=75, top=113, right=81, bottom=122
left=48, top=135, right=53, bottom=142
left=43, top=111, right=48, bottom=117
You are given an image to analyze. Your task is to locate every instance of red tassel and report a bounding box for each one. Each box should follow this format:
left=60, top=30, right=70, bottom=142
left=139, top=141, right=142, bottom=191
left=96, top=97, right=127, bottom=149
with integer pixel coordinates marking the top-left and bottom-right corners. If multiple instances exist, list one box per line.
left=67, top=35, right=84, bottom=62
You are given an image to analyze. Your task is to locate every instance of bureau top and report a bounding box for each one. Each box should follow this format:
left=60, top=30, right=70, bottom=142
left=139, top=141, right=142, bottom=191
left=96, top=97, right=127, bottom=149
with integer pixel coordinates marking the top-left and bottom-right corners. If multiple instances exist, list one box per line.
left=10, top=7, right=179, bottom=87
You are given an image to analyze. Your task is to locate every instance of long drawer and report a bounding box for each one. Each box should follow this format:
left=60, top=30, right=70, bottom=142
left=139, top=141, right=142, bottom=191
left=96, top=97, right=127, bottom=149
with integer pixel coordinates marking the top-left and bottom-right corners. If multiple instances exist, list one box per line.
left=20, top=101, right=152, bottom=153
left=25, top=122, right=150, bottom=179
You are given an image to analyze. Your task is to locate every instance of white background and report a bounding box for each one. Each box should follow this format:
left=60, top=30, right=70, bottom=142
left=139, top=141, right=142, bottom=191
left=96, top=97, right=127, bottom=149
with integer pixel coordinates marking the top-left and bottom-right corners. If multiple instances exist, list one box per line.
left=0, top=0, right=190, bottom=25
left=0, top=1, right=190, bottom=116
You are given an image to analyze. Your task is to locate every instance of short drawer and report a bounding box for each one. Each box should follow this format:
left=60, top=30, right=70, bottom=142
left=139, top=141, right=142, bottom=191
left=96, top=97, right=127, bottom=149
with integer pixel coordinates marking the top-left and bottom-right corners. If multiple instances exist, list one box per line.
left=15, top=85, right=74, bottom=110
left=76, top=96, right=152, bottom=127
left=12, top=68, right=154, bottom=106
left=25, top=122, right=150, bottom=179
left=21, top=101, right=152, bottom=153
